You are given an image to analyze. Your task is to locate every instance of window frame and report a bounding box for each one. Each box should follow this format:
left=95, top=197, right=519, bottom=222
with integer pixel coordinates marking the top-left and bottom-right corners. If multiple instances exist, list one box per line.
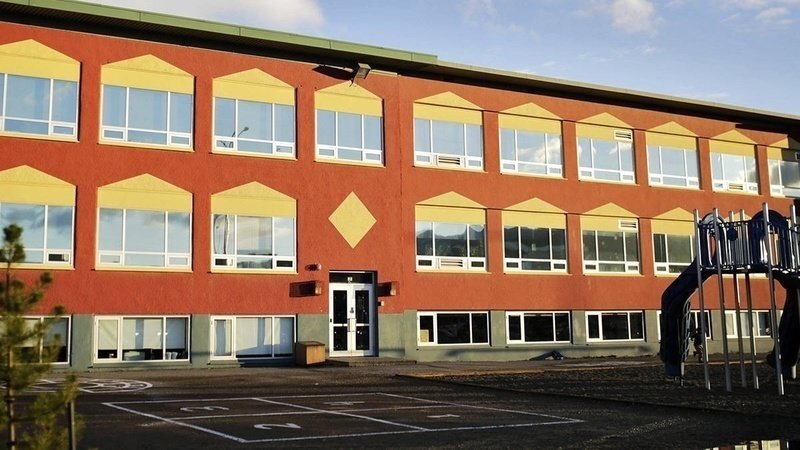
left=210, top=213, right=296, bottom=272
left=577, top=135, right=635, bottom=183
left=415, top=221, right=486, bottom=271
left=646, top=145, right=699, bottom=189
left=710, top=151, right=758, bottom=193
left=210, top=315, right=296, bottom=360
left=94, top=315, right=190, bottom=363
left=506, top=311, right=571, bottom=344
left=213, top=97, right=295, bottom=158
left=656, top=310, right=712, bottom=340
left=316, top=109, right=383, bottom=165
left=100, top=84, right=193, bottom=149
left=499, top=127, right=563, bottom=177
left=768, top=158, right=800, bottom=198
left=724, top=310, right=775, bottom=338
left=0, top=201, right=74, bottom=267
left=414, top=118, right=484, bottom=170
left=653, top=233, right=694, bottom=275
left=22, top=316, right=71, bottom=365
left=582, top=225, right=640, bottom=274
left=503, top=225, right=567, bottom=273
left=0, top=73, right=79, bottom=139
left=417, top=311, right=490, bottom=346
left=586, top=311, right=645, bottom=342
left=96, top=207, right=192, bottom=269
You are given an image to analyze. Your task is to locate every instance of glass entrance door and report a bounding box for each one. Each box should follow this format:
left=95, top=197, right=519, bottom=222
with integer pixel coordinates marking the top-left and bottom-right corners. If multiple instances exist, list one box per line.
left=329, top=283, right=375, bottom=356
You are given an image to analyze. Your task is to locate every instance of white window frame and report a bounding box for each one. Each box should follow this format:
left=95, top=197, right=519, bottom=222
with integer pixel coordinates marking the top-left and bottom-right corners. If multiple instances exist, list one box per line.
left=578, top=135, right=635, bottom=183
left=213, top=97, right=295, bottom=157
left=210, top=315, right=296, bottom=360
left=211, top=214, right=296, bottom=271
left=768, top=158, right=800, bottom=198
left=647, top=145, right=699, bottom=188
left=506, top=311, right=571, bottom=344
left=499, top=128, right=563, bottom=177
left=22, top=315, right=71, bottom=365
left=316, top=109, right=383, bottom=165
left=724, top=310, right=776, bottom=338
left=653, top=233, right=694, bottom=275
left=415, top=221, right=486, bottom=271
left=0, top=202, right=74, bottom=266
left=93, top=315, right=190, bottom=363
left=656, top=310, right=712, bottom=340
left=414, top=118, right=483, bottom=170
left=503, top=225, right=567, bottom=272
left=582, top=224, right=640, bottom=274
left=711, top=152, right=758, bottom=193
left=586, top=311, right=645, bottom=342
left=0, top=73, right=79, bottom=139
left=100, top=85, right=192, bottom=148
left=417, top=311, right=490, bottom=346
left=96, top=208, right=192, bottom=269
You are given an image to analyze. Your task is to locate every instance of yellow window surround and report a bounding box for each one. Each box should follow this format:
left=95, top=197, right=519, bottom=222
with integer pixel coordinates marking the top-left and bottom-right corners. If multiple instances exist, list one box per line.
left=0, top=165, right=74, bottom=206
left=502, top=210, right=565, bottom=228
left=498, top=114, right=561, bottom=134
left=211, top=182, right=296, bottom=218
left=101, top=54, right=193, bottom=94
left=0, top=39, right=79, bottom=81
left=213, top=69, right=294, bottom=105
left=416, top=205, right=485, bottom=224
left=97, top=174, right=191, bottom=213
left=646, top=131, right=697, bottom=150
left=315, top=81, right=382, bottom=116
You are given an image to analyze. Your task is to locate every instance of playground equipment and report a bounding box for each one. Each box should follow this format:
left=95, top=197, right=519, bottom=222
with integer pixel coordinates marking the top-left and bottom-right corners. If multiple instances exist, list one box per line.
left=660, top=203, right=800, bottom=395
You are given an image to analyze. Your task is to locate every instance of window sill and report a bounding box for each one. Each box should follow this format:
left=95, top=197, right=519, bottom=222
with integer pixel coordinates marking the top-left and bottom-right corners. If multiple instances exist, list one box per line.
left=94, top=266, right=192, bottom=273
left=415, top=269, right=491, bottom=274
left=0, top=130, right=78, bottom=143
left=315, top=158, right=384, bottom=169
left=500, top=170, right=564, bottom=180
left=212, top=148, right=296, bottom=160
left=578, top=178, right=637, bottom=186
left=413, top=163, right=485, bottom=173
left=5, top=263, right=74, bottom=271
left=711, top=188, right=759, bottom=196
left=582, top=272, right=642, bottom=277
left=504, top=270, right=570, bottom=276
left=586, top=339, right=646, bottom=344
left=648, top=183, right=700, bottom=191
left=99, top=139, right=194, bottom=153
left=210, top=268, right=297, bottom=275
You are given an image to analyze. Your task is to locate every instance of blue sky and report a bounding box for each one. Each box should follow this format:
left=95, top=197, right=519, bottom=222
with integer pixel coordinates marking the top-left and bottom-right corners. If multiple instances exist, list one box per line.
left=83, top=0, right=800, bottom=116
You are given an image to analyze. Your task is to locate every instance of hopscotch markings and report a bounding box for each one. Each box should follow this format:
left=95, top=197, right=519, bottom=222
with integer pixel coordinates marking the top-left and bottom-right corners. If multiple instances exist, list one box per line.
left=324, top=401, right=365, bottom=406
left=174, top=404, right=453, bottom=422
left=254, top=423, right=301, bottom=430
left=429, top=414, right=460, bottom=419
left=180, top=406, right=229, bottom=412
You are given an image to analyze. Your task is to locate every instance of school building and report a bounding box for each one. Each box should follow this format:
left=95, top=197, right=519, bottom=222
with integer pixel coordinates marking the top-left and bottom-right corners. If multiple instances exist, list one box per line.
left=1, top=0, right=798, bottom=370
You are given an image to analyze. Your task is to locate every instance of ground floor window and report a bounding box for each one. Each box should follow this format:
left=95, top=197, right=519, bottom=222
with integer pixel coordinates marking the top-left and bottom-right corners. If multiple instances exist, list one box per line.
left=507, top=312, right=570, bottom=344
left=725, top=310, right=774, bottom=338
left=95, top=316, right=189, bottom=362
left=22, top=316, right=70, bottom=363
left=586, top=311, right=644, bottom=341
left=211, top=316, right=295, bottom=359
left=656, top=310, right=712, bottom=340
left=417, top=311, right=489, bottom=345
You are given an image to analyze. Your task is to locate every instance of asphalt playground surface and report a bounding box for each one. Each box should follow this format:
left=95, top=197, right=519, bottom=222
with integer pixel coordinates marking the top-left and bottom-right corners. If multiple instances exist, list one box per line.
left=31, top=358, right=800, bottom=449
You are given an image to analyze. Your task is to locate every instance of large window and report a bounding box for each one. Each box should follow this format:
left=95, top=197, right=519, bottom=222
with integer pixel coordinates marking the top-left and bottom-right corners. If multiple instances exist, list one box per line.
left=504, top=226, right=566, bottom=272
left=653, top=233, right=693, bottom=274
left=500, top=128, right=562, bottom=176
left=647, top=145, right=699, bottom=188
left=586, top=311, right=644, bottom=341
left=97, top=208, right=191, bottom=268
left=414, top=118, right=483, bottom=170
left=507, top=312, right=570, bottom=344
left=656, top=310, right=712, bottom=340
left=768, top=158, right=800, bottom=198
left=101, top=85, right=193, bottom=148
left=0, top=202, right=73, bottom=265
left=711, top=152, right=758, bottom=193
left=22, top=316, right=70, bottom=364
left=418, top=312, right=489, bottom=345
left=415, top=221, right=486, bottom=271
left=211, top=316, right=294, bottom=359
left=582, top=226, right=639, bottom=274
left=95, top=316, right=189, bottom=362
left=578, top=135, right=634, bottom=183
left=0, top=73, right=78, bottom=138
left=317, top=110, right=382, bottom=164
left=725, top=310, right=774, bottom=338
left=214, top=98, right=294, bottom=157
left=212, top=214, right=295, bottom=271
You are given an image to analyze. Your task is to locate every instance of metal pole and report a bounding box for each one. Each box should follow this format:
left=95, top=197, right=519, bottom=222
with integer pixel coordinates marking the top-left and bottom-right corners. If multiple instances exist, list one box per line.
left=67, top=401, right=76, bottom=450
left=729, top=211, right=746, bottom=388
left=761, top=202, right=785, bottom=395
left=694, top=210, right=711, bottom=390
left=790, top=204, right=800, bottom=381
left=713, top=208, right=732, bottom=392
left=741, top=209, right=759, bottom=390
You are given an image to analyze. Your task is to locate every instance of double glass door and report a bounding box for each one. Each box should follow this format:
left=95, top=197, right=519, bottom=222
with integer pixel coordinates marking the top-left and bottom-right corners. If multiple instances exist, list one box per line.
left=329, top=283, right=375, bottom=356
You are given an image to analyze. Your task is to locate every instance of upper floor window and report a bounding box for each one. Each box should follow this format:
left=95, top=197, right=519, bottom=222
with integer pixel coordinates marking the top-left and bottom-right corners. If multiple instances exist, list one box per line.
left=416, top=221, right=486, bottom=271
left=768, top=151, right=800, bottom=198
left=647, top=145, right=699, bottom=188
left=317, top=110, right=382, bottom=164
left=100, top=55, right=194, bottom=150
left=578, top=135, right=634, bottom=183
left=0, top=40, right=80, bottom=140
left=582, top=219, right=640, bottom=274
left=414, top=92, right=483, bottom=171
left=212, top=214, right=295, bottom=271
left=504, top=225, right=566, bottom=272
left=97, top=174, right=192, bottom=270
left=653, top=233, right=693, bottom=274
left=711, top=152, right=757, bottom=193
left=213, top=69, right=296, bottom=158
left=500, top=128, right=562, bottom=176
left=0, top=202, right=73, bottom=266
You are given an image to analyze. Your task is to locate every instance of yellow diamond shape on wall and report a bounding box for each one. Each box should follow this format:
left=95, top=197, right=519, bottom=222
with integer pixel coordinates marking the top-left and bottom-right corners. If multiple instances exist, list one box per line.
left=329, top=192, right=376, bottom=248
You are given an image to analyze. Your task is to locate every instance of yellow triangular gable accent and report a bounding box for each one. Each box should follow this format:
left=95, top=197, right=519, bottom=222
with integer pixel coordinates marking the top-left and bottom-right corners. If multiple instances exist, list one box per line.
left=0, top=165, right=74, bottom=206
left=418, top=191, right=485, bottom=209
left=216, top=68, right=291, bottom=88
left=583, top=202, right=637, bottom=218
left=212, top=182, right=295, bottom=217
left=104, top=54, right=190, bottom=76
left=415, top=92, right=481, bottom=110
left=98, top=174, right=191, bottom=212
left=500, top=102, right=560, bottom=120
left=102, top=54, right=193, bottom=93
left=653, top=207, right=693, bottom=221
left=712, top=130, right=756, bottom=144
left=578, top=112, right=631, bottom=129
left=648, top=121, right=697, bottom=137
left=315, top=81, right=382, bottom=115
left=317, top=81, right=380, bottom=99
left=505, top=197, right=565, bottom=214
left=0, top=39, right=79, bottom=81
left=769, top=137, right=800, bottom=149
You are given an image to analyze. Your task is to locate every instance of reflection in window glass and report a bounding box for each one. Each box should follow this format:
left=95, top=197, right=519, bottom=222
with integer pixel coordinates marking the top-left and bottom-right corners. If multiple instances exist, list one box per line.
left=414, top=118, right=483, bottom=169
left=1, top=74, right=78, bottom=137
left=101, top=84, right=193, bottom=148
left=504, top=225, right=567, bottom=272
left=647, top=145, right=699, bottom=188
left=500, top=127, right=563, bottom=176
left=416, top=221, right=486, bottom=271
left=214, top=98, right=295, bottom=156
left=582, top=229, right=639, bottom=273
left=654, top=233, right=693, bottom=274
left=769, top=159, right=800, bottom=197
left=212, top=214, right=296, bottom=270
left=97, top=208, right=191, bottom=268
left=315, top=109, right=383, bottom=164
left=710, top=151, right=758, bottom=192
left=211, top=316, right=295, bottom=359
left=578, top=136, right=635, bottom=183
left=0, top=202, right=74, bottom=265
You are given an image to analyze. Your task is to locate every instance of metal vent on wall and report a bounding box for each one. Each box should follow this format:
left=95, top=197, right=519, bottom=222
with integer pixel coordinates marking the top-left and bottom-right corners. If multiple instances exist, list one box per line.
left=613, top=130, right=633, bottom=141
left=618, top=219, right=638, bottom=230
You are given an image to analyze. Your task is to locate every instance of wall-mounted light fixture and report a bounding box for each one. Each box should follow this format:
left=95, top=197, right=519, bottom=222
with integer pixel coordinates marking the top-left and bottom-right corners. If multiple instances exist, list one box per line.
left=290, top=280, right=323, bottom=297
left=306, top=263, right=322, bottom=271
left=377, top=281, right=398, bottom=297
left=352, top=62, right=371, bottom=80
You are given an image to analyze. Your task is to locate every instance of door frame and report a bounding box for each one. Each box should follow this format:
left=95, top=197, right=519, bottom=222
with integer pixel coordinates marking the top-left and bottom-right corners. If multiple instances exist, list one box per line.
left=328, top=271, right=377, bottom=357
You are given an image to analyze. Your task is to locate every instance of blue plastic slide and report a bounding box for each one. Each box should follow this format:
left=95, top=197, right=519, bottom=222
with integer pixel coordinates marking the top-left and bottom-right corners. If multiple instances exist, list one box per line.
left=768, top=272, right=800, bottom=378
left=660, top=259, right=712, bottom=377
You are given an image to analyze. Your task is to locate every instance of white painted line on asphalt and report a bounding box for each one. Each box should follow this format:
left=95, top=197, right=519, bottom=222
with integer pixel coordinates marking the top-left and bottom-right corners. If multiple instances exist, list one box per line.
left=168, top=404, right=454, bottom=421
